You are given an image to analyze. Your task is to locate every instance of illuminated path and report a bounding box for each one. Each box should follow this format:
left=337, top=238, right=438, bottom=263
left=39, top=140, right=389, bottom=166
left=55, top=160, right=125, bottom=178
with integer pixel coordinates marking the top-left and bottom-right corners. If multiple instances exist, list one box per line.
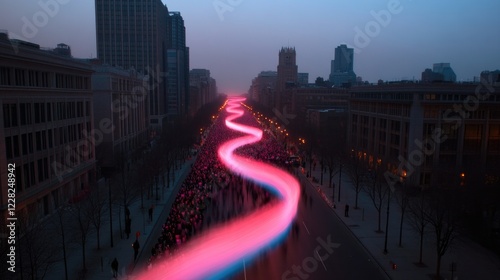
left=138, top=97, right=300, bottom=279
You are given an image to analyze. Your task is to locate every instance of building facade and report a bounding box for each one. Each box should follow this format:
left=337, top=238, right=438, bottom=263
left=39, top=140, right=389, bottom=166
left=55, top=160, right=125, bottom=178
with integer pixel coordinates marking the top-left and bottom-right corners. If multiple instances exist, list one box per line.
left=291, top=86, right=349, bottom=123
left=329, top=44, right=356, bottom=87
left=90, top=62, right=148, bottom=171
left=189, top=69, right=217, bottom=117
left=166, top=12, right=190, bottom=118
left=249, top=71, right=277, bottom=108
left=276, top=47, right=298, bottom=111
left=433, top=63, right=456, bottom=82
left=95, top=0, right=170, bottom=129
left=349, top=82, right=500, bottom=187
left=0, top=34, right=96, bottom=225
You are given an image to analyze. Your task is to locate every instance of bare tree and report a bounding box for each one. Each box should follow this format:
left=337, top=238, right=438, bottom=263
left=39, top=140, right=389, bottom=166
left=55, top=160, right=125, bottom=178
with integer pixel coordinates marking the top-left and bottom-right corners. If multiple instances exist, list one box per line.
left=424, top=186, right=461, bottom=279
left=346, top=153, right=366, bottom=209
left=408, top=187, right=430, bottom=266
left=113, top=150, right=140, bottom=237
left=322, top=143, right=338, bottom=190
left=17, top=211, right=57, bottom=280
left=68, top=198, right=94, bottom=274
left=364, top=167, right=389, bottom=233
left=394, top=180, right=418, bottom=247
left=87, top=189, right=107, bottom=249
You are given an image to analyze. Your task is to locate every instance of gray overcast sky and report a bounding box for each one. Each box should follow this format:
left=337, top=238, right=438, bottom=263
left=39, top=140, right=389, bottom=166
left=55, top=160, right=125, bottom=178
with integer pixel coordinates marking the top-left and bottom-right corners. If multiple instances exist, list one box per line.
left=1, top=0, right=499, bottom=94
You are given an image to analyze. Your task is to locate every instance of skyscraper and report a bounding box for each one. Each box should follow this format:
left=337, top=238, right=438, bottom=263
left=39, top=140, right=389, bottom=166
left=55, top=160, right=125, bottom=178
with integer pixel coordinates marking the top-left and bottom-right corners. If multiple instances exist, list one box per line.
left=166, top=12, right=190, bottom=118
left=329, top=44, right=356, bottom=87
left=276, top=47, right=298, bottom=110
left=95, top=0, right=169, bottom=129
left=433, top=63, right=456, bottom=82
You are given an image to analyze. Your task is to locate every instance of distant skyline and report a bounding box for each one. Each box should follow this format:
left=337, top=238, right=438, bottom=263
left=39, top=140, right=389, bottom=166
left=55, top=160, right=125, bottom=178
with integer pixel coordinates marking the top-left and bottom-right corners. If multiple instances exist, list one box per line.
left=1, top=0, right=499, bottom=94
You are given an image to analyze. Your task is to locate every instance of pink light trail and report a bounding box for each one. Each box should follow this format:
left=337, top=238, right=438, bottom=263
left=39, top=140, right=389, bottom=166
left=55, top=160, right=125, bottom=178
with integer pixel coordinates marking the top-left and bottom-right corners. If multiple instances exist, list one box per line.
left=138, top=97, right=300, bottom=279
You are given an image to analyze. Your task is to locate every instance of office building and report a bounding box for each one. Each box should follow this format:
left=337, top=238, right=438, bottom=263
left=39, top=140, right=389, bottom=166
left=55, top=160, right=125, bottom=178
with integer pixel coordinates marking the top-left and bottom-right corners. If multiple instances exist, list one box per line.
left=0, top=33, right=96, bottom=224
left=95, top=0, right=170, bottom=129
left=298, top=72, right=309, bottom=86
left=433, top=63, right=457, bottom=82
left=189, top=69, right=217, bottom=116
left=329, top=44, right=356, bottom=87
left=249, top=71, right=277, bottom=107
left=90, top=62, right=148, bottom=171
left=166, top=12, right=190, bottom=118
left=348, top=82, right=500, bottom=187
left=276, top=47, right=298, bottom=110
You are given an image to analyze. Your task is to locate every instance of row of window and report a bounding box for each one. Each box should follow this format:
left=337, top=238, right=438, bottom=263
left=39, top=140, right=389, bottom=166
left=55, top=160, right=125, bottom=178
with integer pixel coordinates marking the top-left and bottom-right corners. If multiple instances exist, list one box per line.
left=0, top=67, right=90, bottom=89
left=17, top=149, right=91, bottom=193
left=5, top=122, right=93, bottom=160
left=3, top=101, right=91, bottom=128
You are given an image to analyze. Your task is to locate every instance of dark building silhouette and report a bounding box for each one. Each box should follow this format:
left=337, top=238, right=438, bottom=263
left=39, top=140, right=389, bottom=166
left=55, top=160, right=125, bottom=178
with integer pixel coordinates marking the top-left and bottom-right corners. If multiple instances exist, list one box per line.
left=433, top=63, right=456, bottom=82
left=276, top=47, right=298, bottom=111
left=421, top=68, right=444, bottom=83
left=189, top=69, right=217, bottom=117
left=95, top=0, right=170, bottom=129
left=167, top=12, right=190, bottom=118
left=249, top=71, right=277, bottom=108
left=481, top=70, right=500, bottom=86
left=0, top=32, right=96, bottom=224
left=348, top=82, right=500, bottom=188
left=329, top=44, right=356, bottom=87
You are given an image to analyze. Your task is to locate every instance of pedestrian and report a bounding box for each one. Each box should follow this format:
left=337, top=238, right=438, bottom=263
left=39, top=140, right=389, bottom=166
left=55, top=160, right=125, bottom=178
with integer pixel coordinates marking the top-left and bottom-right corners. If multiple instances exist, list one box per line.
left=133, top=239, right=140, bottom=261
left=111, top=257, right=118, bottom=278
left=345, top=204, right=350, bottom=217
left=148, top=205, right=154, bottom=222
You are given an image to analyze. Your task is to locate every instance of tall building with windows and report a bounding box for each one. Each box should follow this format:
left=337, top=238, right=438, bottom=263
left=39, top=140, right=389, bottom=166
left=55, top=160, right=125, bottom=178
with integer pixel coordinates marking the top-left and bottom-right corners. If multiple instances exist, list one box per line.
left=166, top=12, right=190, bottom=118
left=276, top=47, right=298, bottom=110
left=348, top=82, right=500, bottom=188
left=89, top=62, right=148, bottom=171
left=249, top=71, right=277, bottom=107
left=0, top=34, right=96, bottom=225
left=433, top=63, right=456, bottom=82
left=95, top=0, right=169, bottom=129
left=189, top=69, right=217, bottom=116
left=329, top=44, right=356, bottom=87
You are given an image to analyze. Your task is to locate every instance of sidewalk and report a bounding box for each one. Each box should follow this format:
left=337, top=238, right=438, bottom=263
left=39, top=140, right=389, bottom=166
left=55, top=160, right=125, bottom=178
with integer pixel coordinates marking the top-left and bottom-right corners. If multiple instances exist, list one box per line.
left=302, top=162, right=500, bottom=280
left=49, top=156, right=195, bottom=280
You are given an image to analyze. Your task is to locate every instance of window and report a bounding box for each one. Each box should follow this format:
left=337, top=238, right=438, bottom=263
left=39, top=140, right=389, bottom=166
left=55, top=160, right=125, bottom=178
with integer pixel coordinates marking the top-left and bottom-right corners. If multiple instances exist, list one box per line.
left=5, top=136, right=12, bottom=159
left=28, top=133, right=33, bottom=154
left=22, top=134, right=28, bottom=155
left=40, top=72, right=49, bottom=87
left=13, top=135, right=19, bottom=158
left=3, top=103, right=18, bottom=128
left=48, top=129, right=53, bottom=148
left=46, top=103, right=52, bottom=122
left=0, top=67, right=10, bottom=85
left=20, top=103, right=32, bottom=125
left=36, top=131, right=42, bottom=151
left=35, top=103, right=41, bottom=123
left=15, top=68, right=25, bottom=86
left=28, top=70, right=38, bottom=87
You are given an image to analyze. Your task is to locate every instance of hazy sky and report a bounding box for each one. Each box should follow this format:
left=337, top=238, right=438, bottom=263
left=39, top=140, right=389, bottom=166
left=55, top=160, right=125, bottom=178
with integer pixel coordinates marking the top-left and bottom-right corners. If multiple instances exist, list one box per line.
left=1, top=0, right=499, bottom=94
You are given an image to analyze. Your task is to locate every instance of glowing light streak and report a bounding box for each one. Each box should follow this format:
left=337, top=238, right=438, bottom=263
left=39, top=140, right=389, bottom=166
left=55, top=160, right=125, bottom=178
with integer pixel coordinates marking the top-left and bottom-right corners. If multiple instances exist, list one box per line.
left=138, top=97, right=300, bottom=279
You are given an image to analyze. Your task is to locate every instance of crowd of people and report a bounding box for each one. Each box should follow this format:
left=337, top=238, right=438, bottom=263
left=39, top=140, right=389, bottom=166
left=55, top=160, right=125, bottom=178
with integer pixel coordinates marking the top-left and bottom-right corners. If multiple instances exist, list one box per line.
left=148, top=103, right=292, bottom=267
